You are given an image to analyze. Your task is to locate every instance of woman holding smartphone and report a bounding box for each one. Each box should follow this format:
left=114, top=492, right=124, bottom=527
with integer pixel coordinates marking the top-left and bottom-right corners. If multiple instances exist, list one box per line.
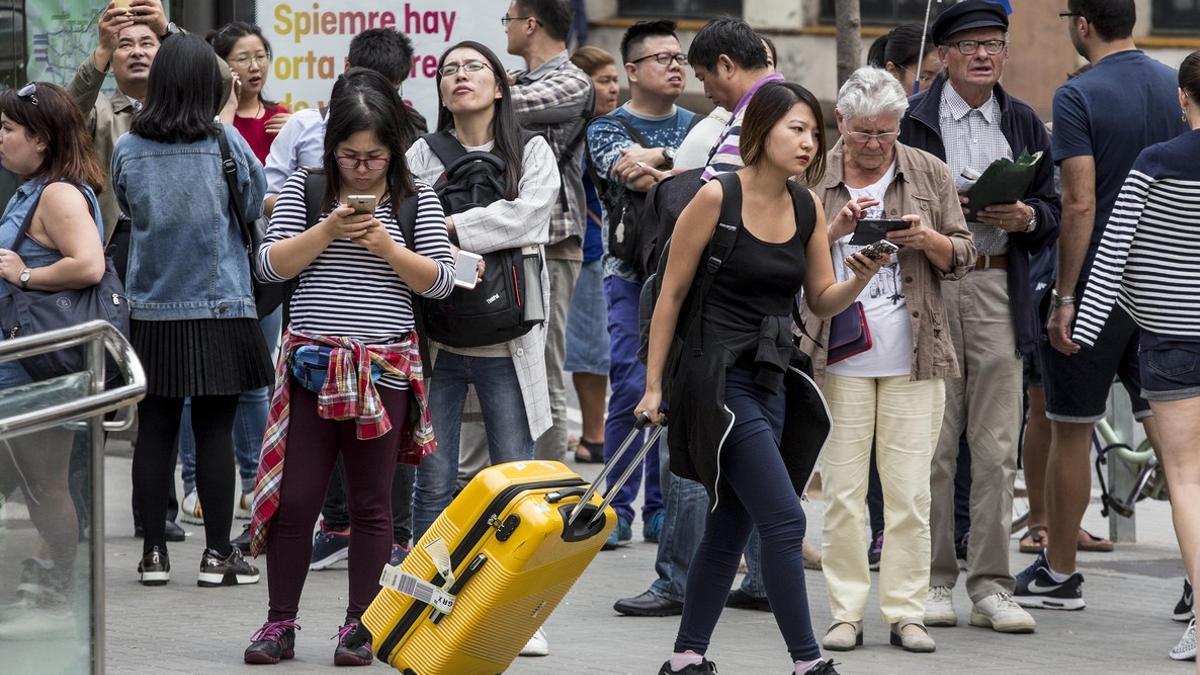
left=640, top=81, right=886, bottom=675
left=244, top=67, right=455, bottom=665
left=405, top=42, right=557, bottom=540
left=208, top=21, right=289, bottom=164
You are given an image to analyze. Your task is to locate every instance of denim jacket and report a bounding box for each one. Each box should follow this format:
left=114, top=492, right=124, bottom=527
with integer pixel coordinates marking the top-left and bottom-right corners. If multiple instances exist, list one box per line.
left=112, top=125, right=265, bottom=321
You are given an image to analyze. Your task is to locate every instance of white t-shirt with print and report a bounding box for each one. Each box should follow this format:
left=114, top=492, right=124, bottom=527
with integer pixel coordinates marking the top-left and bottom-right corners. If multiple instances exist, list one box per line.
left=827, top=162, right=914, bottom=378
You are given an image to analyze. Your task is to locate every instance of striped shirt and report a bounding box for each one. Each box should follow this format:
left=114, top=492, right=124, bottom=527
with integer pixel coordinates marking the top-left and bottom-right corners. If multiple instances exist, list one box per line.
left=1075, top=130, right=1200, bottom=346
left=938, top=83, right=1013, bottom=256
left=257, top=169, right=456, bottom=386
left=701, top=73, right=785, bottom=182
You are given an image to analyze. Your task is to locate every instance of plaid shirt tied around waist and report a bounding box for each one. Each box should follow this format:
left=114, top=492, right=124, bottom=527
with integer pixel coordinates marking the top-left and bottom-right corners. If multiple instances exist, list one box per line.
left=248, top=328, right=436, bottom=556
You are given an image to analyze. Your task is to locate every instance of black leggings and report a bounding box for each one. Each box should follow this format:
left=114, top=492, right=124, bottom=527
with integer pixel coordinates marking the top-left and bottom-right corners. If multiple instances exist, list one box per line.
left=321, top=456, right=416, bottom=545
left=674, top=368, right=820, bottom=662
left=133, top=394, right=239, bottom=555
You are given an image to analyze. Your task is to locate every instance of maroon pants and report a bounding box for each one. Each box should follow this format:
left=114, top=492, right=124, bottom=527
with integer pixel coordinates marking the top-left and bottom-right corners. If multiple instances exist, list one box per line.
left=266, top=382, right=407, bottom=622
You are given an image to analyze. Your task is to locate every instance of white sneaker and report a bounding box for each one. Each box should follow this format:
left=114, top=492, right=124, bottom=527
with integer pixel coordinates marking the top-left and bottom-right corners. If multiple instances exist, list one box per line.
left=970, top=592, right=1037, bottom=633
left=180, top=490, right=203, bottom=525
left=235, top=493, right=253, bottom=520
left=1171, top=618, right=1197, bottom=661
left=924, top=586, right=957, bottom=626
left=519, top=627, right=549, bottom=657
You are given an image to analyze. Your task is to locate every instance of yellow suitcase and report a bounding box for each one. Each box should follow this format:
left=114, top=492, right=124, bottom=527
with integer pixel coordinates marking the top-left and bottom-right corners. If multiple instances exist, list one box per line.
left=357, top=418, right=663, bottom=674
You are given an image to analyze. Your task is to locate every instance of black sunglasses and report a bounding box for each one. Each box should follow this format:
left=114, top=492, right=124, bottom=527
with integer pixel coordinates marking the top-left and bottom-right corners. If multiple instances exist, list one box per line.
left=16, top=82, right=37, bottom=106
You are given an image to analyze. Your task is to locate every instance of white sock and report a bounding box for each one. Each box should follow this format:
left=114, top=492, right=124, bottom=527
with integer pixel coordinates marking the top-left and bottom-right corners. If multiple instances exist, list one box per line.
left=1046, top=567, right=1072, bottom=583
left=795, top=657, right=824, bottom=674
left=669, top=651, right=704, bottom=671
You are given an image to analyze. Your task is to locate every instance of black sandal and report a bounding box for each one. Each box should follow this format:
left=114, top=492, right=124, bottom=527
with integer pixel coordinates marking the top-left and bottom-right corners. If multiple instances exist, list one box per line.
left=574, top=440, right=606, bottom=464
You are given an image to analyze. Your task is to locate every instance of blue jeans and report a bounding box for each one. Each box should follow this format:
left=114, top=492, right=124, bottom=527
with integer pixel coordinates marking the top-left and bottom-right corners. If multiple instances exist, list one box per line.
left=649, top=438, right=708, bottom=603
left=180, top=308, right=281, bottom=495
left=413, top=351, right=534, bottom=541
left=602, top=276, right=662, bottom=524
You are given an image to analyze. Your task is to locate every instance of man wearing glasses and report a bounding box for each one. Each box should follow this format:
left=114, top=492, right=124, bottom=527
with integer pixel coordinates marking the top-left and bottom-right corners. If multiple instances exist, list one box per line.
left=503, top=0, right=594, bottom=472
left=899, top=0, right=1059, bottom=635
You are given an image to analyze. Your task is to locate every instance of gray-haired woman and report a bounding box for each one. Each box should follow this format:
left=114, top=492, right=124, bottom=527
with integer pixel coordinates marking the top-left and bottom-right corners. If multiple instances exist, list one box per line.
left=805, top=66, right=974, bottom=654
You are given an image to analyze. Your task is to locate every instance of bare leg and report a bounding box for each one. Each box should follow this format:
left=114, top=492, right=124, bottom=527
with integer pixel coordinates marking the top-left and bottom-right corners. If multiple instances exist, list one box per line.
left=1147, top=399, right=1200, bottom=584
left=1022, top=385, right=1051, bottom=529
left=572, top=372, right=608, bottom=444
left=1044, top=420, right=1094, bottom=574
left=2, top=428, right=79, bottom=574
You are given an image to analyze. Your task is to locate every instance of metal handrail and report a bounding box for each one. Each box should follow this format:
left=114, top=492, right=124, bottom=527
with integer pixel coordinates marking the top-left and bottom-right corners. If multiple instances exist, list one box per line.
left=0, top=320, right=145, bottom=439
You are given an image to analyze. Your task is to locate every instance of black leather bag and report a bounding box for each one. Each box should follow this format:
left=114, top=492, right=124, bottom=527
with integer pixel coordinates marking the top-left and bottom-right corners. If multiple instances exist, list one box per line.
left=216, top=130, right=285, bottom=319
left=0, top=183, right=130, bottom=381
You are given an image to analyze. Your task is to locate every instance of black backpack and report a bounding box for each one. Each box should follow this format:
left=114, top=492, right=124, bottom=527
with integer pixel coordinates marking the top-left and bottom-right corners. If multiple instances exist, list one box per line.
left=588, top=114, right=703, bottom=278
left=637, top=173, right=816, bottom=369
left=410, top=131, right=544, bottom=349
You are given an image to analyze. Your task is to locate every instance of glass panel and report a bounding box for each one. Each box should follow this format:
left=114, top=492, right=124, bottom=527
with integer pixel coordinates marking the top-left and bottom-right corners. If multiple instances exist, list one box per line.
left=1155, top=0, right=1200, bottom=32
left=618, top=0, right=741, bottom=20
left=819, top=0, right=949, bottom=25
left=0, top=373, right=97, bottom=672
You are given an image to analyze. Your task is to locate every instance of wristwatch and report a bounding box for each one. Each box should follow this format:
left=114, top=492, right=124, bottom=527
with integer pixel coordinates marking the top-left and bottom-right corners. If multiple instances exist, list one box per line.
left=1023, top=209, right=1038, bottom=233
left=18, top=268, right=31, bottom=290
left=159, top=22, right=181, bottom=41
left=1051, top=288, right=1076, bottom=308
left=661, top=146, right=677, bottom=165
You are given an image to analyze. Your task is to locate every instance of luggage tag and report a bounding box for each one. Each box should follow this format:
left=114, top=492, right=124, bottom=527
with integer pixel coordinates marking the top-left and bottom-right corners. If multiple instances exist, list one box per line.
left=377, top=538, right=459, bottom=616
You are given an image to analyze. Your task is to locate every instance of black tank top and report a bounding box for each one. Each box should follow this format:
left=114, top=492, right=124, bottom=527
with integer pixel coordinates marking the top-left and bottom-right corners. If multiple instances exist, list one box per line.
left=704, top=180, right=813, bottom=343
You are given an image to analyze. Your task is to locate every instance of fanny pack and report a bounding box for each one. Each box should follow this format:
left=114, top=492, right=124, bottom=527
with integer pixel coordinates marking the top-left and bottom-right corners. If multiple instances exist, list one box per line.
left=289, top=345, right=383, bottom=393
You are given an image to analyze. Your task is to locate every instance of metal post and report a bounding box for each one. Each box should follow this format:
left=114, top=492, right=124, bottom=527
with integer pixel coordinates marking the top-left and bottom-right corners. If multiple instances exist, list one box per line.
left=1106, top=384, right=1137, bottom=542
left=87, top=336, right=106, bottom=675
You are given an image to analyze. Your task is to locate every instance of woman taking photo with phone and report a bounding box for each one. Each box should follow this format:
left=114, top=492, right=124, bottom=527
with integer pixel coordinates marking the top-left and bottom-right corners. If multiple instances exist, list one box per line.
left=639, top=81, right=886, bottom=675
left=811, top=67, right=973, bottom=654
left=405, top=41, right=557, bottom=541
left=111, top=33, right=271, bottom=589
left=0, top=81, right=106, bottom=618
left=244, top=67, right=455, bottom=666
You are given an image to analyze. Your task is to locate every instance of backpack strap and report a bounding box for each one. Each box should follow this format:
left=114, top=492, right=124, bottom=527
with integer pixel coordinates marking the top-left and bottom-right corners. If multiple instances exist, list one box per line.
left=12, top=182, right=95, bottom=257
left=303, top=170, right=327, bottom=231
left=394, top=192, right=433, bottom=376
left=784, top=181, right=822, bottom=347
left=215, top=129, right=253, bottom=249
left=586, top=115, right=652, bottom=191
left=422, top=131, right=469, bottom=183
left=682, top=172, right=742, bottom=354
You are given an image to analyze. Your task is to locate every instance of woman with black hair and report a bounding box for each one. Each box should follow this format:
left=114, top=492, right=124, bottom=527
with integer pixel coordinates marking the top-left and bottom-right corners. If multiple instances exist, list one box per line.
left=641, top=81, right=884, bottom=675
left=244, top=67, right=455, bottom=666
left=207, top=21, right=289, bottom=164
left=111, top=33, right=271, bottom=589
left=406, top=41, right=557, bottom=541
left=867, top=24, right=941, bottom=96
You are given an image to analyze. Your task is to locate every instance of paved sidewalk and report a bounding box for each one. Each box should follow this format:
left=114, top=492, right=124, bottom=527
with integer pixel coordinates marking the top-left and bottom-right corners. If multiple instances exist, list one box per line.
left=97, top=447, right=1192, bottom=674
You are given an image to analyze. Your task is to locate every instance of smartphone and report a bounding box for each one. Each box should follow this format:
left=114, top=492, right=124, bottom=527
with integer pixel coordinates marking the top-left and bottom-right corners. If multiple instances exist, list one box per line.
left=346, top=195, right=378, bottom=215
left=849, top=218, right=909, bottom=246
left=858, top=239, right=900, bottom=263
left=113, top=0, right=132, bottom=7
left=454, top=250, right=483, bottom=290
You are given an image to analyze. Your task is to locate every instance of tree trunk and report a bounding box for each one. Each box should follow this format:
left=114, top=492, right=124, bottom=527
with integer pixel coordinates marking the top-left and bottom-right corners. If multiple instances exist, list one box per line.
left=834, top=0, right=862, bottom=91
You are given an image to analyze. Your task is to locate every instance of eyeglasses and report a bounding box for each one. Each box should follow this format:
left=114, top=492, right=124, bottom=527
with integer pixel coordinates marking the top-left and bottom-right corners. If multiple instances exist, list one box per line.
left=629, top=52, right=688, bottom=67
left=16, top=82, right=36, bottom=106
left=500, top=14, right=540, bottom=26
left=230, top=53, right=270, bottom=68
left=439, top=60, right=493, bottom=77
left=1058, top=11, right=1082, bottom=20
left=845, top=130, right=900, bottom=144
left=948, top=39, right=1007, bottom=55
left=335, top=155, right=389, bottom=171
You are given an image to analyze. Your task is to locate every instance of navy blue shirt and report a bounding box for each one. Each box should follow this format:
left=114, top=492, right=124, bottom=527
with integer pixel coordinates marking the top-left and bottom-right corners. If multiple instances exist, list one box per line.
left=1051, top=50, right=1186, bottom=280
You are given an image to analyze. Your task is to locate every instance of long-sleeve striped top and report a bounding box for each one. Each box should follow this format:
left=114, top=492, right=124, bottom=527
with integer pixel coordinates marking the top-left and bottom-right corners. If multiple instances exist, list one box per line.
left=257, top=169, right=456, bottom=386
left=1075, top=130, right=1200, bottom=346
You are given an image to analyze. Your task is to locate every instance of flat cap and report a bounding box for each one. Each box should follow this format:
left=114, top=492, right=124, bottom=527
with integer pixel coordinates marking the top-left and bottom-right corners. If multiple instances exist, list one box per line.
left=931, top=0, right=1009, bottom=45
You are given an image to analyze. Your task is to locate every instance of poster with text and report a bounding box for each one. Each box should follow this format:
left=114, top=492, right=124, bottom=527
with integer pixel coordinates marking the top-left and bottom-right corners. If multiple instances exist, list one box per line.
left=257, top=1, right=524, bottom=126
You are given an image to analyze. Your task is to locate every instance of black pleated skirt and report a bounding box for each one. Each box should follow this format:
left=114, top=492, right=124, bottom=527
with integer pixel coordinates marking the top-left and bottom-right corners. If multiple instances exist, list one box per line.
left=131, top=318, right=274, bottom=398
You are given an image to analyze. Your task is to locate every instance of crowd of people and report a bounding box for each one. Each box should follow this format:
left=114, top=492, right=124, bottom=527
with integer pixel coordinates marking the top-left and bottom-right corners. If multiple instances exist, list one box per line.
left=1, top=0, right=1200, bottom=672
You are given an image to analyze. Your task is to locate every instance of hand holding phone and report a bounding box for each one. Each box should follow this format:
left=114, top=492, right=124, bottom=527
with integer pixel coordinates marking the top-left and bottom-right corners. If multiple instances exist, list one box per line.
left=454, top=250, right=484, bottom=289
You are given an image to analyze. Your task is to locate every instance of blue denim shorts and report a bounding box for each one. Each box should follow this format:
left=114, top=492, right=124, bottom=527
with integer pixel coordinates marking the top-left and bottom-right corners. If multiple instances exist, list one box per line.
left=1140, top=339, right=1200, bottom=402
left=564, top=260, right=609, bottom=375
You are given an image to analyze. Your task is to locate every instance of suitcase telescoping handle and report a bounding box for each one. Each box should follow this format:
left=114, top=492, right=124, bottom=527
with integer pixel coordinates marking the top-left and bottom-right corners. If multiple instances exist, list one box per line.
left=567, top=412, right=665, bottom=528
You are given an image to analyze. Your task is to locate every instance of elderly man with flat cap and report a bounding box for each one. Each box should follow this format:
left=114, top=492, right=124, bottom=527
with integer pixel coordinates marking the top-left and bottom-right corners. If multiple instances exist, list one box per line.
left=898, top=0, right=1060, bottom=636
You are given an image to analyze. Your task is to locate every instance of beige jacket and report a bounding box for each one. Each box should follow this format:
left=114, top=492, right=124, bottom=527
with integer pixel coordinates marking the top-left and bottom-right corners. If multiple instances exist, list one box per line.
left=803, top=140, right=976, bottom=385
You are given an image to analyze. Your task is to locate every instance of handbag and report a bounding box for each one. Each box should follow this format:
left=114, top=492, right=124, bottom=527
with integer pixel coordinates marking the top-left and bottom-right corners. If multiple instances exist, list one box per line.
left=289, top=344, right=382, bottom=394
left=216, top=130, right=285, bottom=319
left=827, top=301, right=872, bottom=365
left=0, top=183, right=130, bottom=381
